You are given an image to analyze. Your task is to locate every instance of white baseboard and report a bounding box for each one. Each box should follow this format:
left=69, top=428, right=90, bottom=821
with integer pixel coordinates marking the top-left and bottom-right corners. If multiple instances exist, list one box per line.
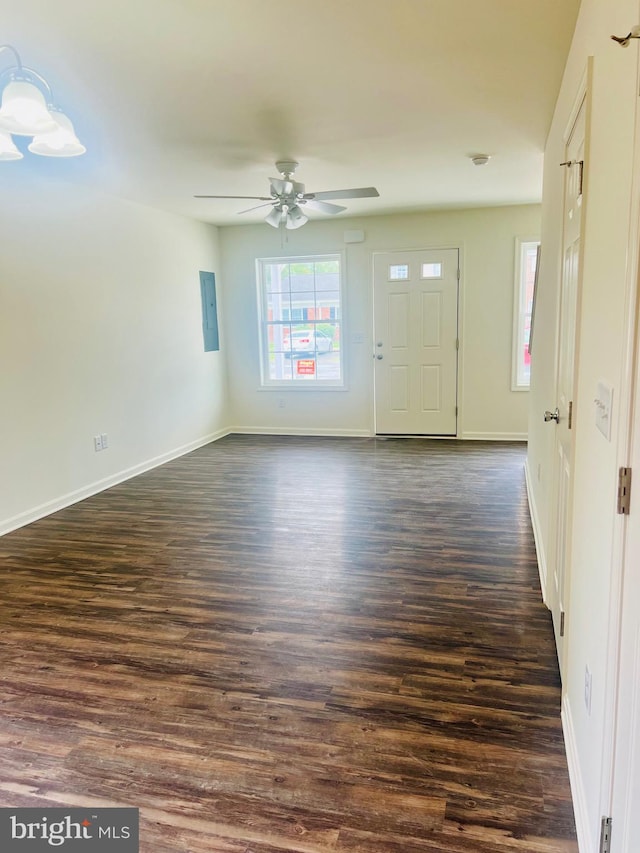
left=0, top=428, right=231, bottom=537
left=460, top=431, right=528, bottom=441
left=524, top=458, right=548, bottom=605
left=562, top=694, right=594, bottom=853
left=231, top=427, right=526, bottom=441
left=230, top=426, right=372, bottom=438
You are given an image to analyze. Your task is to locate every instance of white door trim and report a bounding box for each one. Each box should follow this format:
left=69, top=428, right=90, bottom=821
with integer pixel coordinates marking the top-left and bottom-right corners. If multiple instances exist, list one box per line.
left=599, top=29, right=640, bottom=830
left=371, top=244, right=464, bottom=438
left=370, top=243, right=463, bottom=432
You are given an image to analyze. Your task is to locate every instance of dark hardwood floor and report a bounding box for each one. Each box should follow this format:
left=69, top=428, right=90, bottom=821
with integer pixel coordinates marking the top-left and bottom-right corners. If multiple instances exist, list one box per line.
left=0, top=435, right=577, bottom=852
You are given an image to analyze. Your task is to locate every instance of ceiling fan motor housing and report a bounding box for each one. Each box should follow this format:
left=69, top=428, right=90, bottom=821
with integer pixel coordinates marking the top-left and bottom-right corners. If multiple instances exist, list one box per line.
left=275, top=159, right=299, bottom=178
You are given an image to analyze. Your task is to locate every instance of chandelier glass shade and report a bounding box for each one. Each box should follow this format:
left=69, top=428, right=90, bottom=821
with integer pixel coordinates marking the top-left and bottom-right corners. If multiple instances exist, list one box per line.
left=0, top=45, right=86, bottom=159
left=0, top=129, right=22, bottom=160
left=0, top=79, right=57, bottom=135
left=28, top=108, right=86, bottom=157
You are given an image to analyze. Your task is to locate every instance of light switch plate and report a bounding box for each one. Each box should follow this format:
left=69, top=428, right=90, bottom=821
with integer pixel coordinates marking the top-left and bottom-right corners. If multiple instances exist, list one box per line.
left=594, top=380, right=613, bottom=440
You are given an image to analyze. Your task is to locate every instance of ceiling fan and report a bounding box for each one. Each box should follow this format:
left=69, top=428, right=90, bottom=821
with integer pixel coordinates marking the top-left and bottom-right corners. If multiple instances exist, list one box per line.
left=195, top=160, right=379, bottom=229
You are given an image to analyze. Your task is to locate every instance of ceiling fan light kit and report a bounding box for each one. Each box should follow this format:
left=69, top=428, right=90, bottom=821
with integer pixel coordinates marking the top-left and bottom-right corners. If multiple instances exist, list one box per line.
left=196, top=160, right=380, bottom=229
left=0, top=44, right=86, bottom=160
left=283, top=204, right=308, bottom=230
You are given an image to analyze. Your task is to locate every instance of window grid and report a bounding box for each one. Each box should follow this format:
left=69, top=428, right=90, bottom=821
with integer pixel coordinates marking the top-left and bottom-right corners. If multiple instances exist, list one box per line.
left=258, top=255, right=344, bottom=387
left=389, top=264, right=409, bottom=280
left=421, top=262, right=443, bottom=279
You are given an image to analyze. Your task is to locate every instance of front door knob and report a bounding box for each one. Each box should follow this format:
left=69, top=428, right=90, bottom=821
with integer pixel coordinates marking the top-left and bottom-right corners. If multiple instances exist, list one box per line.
left=544, top=408, right=560, bottom=423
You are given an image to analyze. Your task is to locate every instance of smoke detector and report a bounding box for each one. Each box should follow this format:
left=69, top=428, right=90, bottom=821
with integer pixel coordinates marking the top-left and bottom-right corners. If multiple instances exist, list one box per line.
left=470, top=154, right=491, bottom=166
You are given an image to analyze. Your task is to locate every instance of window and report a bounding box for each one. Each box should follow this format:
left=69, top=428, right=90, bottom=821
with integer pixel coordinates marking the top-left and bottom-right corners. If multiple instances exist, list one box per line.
left=257, top=255, right=343, bottom=387
left=389, top=264, right=409, bottom=280
left=512, top=239, right=539, bottom=390
left=421, top=262, right=442, bottom=279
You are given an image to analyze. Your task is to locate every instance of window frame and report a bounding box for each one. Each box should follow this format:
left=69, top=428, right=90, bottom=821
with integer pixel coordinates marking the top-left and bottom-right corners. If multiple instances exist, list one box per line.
left=256, top=253, right=346, bottom=389
left=512, top=238, right=540, bottom=391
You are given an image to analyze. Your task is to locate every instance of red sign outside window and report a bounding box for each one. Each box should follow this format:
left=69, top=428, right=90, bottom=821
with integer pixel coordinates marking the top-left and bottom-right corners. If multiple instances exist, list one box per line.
left=297, top=359, right=316, bottom=375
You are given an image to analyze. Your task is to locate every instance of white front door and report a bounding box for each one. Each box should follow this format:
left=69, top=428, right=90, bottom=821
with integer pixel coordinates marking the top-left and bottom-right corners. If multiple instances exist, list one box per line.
left=373, top=249, right=459, bottom=435
left=548, top=94, right=586, bottom=678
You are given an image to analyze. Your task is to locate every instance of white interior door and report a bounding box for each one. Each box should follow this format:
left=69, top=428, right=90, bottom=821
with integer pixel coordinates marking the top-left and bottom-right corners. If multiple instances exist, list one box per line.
left=609, top=41, right=640, bottom=845
left=610, top=359, right=640, bottom=851
left=548, top=95, right=586, bottom=678
left=373, top=249, right=459, bottom=435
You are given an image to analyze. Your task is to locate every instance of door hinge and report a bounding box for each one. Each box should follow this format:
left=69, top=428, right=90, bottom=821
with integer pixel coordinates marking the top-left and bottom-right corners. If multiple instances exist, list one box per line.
left=617, top=467, right=632, bottom=515
left=455, top=406, right=459, bottom=417
left=455, top=338, right=460, bottom=351
left=578, top=160, right=584, bottom=196
left=568, top=400, right=573, bottom=429
left=599, top=816, right=612, bottom=853
left=560, top=611, right=565, bottom=637
left=457, top=267, right=460, bottom=281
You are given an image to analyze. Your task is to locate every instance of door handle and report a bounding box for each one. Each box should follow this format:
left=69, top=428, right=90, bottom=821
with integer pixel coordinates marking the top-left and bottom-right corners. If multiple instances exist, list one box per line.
left=544, top=408, right=560, bottom=423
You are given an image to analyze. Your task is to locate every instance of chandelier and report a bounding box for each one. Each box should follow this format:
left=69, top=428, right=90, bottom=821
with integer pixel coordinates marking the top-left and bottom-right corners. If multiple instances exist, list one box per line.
left=0, top=44, right=85, bottom=161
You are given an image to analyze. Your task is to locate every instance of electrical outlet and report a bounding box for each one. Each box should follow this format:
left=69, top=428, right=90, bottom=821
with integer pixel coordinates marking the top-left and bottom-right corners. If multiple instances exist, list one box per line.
left=584, top=665, right=592, bottom=714
left=100, top=433, right=108, bottom=449
left=278, top=398, right=285, bottom=408
left=93, top=435, right=103, bottom=452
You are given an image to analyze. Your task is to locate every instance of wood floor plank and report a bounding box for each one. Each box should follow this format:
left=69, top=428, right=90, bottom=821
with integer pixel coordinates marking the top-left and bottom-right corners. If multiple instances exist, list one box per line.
left=0, top=435, right=577, bottom=851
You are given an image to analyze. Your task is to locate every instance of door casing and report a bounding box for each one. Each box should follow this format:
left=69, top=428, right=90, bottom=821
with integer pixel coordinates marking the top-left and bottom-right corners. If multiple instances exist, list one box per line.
left=373, top=246, right=461, bottom=437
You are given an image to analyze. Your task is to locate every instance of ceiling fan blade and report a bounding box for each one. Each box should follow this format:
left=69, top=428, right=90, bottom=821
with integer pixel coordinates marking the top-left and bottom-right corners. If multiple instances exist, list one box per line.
left=237, top=201, right=276, bottom=214
left=269, top=178, right=294, bottom=196
left=304, top=187, right=380, bottom=201
left=303, top=199, right=347, bottom=215
left=194, top=194, right=273, bottom=200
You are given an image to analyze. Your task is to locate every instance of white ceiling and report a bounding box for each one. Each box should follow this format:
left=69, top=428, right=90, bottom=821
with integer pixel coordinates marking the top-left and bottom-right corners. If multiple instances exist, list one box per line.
left=2, top=0, right=580, bottom=225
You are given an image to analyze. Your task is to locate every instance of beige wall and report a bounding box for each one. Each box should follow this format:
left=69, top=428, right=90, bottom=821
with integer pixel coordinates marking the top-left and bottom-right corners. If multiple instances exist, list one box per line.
left=220, top=205, right=540, bottom=438
left=0, top=188, right=537, bottom=533
left=527, top=0, right=639, bottom=848
left=0, top=177, right=227, bottom=533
